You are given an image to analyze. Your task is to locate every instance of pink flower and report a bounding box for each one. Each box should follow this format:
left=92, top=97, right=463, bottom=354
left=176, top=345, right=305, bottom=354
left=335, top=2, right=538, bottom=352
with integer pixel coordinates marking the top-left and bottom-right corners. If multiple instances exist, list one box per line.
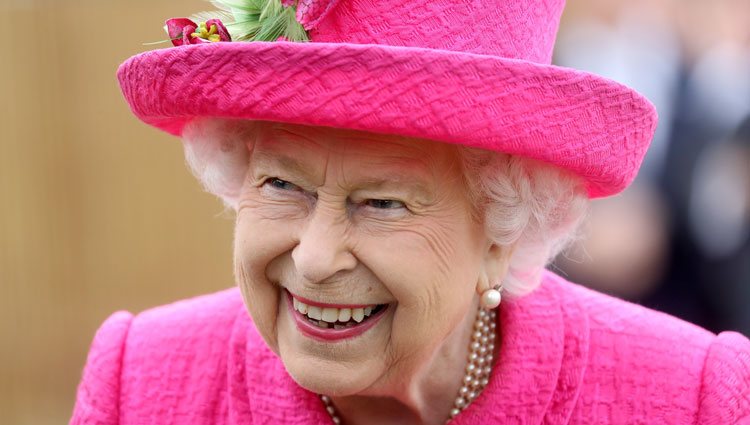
left=165, top=18, right=231, bottom=47
left=166, top=18, right=198, bottom=46
left=204, top=19, right=231, bottom=42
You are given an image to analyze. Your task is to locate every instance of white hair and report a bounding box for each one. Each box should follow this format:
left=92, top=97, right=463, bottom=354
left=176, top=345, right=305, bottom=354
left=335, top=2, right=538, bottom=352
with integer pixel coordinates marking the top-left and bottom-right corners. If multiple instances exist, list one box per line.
left=181, top=118, right=589, bottom=297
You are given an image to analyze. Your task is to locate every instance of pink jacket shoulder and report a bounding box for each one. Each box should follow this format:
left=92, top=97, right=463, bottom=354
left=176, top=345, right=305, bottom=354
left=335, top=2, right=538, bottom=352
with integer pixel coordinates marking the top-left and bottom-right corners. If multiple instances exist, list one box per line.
left=70, top=288, right=246, bottom=425
left=698, top=331, right=750, bottom=424
left=70, top=310, right=133, bottom=424
left=548, top=278, right=750, bottom=424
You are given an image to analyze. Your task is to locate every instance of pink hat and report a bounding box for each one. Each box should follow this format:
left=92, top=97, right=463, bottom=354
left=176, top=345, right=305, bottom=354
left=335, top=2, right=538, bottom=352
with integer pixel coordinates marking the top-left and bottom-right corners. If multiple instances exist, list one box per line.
left=117, top=0, right=657, bottom=198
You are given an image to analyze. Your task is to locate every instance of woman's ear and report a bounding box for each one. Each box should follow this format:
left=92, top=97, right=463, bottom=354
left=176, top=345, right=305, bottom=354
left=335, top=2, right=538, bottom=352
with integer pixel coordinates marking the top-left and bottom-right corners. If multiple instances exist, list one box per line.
left=477, top=243, right=514, bottom=294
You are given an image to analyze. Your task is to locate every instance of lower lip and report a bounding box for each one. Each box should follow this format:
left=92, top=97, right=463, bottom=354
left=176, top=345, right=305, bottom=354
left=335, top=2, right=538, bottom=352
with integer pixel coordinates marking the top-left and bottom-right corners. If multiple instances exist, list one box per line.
left=285, top=291, right=388, bottom=342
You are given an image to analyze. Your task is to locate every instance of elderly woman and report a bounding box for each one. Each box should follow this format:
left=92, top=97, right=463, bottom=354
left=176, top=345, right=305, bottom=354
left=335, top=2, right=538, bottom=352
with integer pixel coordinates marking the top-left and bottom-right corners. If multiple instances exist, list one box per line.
left=71, top=0, right=749, bottom=424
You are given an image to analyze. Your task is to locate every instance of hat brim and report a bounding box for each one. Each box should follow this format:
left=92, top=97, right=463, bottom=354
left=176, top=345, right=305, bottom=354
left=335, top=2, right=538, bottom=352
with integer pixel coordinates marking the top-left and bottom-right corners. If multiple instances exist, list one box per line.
left=117, top=41, right=657, bottom=198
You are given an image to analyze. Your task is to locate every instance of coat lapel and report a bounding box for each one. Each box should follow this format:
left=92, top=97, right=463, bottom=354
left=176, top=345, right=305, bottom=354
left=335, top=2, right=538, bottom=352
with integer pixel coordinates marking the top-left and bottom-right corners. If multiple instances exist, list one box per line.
left=230, top=308, right=331, bottom=424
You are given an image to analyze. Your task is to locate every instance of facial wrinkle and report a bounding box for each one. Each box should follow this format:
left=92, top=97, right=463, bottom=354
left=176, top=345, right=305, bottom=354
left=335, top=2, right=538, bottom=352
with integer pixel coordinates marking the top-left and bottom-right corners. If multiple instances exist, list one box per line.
left=411, top=221, right=456, bottom=279
left=267, top=125, right=328, bottom=151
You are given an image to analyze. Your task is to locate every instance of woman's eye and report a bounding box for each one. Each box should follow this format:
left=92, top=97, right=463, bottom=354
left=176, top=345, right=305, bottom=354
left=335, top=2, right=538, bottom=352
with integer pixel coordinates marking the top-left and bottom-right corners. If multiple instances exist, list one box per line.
left=365, top=199, right=406, bottom=210
left=264, top=178, right=300, bottom=191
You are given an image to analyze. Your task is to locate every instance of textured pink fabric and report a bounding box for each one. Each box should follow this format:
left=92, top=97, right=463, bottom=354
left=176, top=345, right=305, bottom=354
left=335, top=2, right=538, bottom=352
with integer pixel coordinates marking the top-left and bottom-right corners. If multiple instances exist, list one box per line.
left=296, top=0, right=341, bottom=30
left=306, top=0, right=563, bottom=62
left=70, top=272, right=750, bottom=424
left=116, top=0, right=657, bottom=198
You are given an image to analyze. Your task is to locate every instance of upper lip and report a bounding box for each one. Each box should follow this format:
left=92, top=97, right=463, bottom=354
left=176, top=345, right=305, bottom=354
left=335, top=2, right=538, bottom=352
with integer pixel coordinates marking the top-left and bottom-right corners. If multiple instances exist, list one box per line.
left=286, top=289, right=386, bottom=309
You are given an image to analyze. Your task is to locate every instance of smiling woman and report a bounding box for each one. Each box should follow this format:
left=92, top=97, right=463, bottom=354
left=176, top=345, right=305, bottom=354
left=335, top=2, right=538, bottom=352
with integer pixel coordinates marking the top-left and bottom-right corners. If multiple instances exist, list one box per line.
left=183, top=118, right=588, bottom=421
left=70, top=0, right=750, bottom=423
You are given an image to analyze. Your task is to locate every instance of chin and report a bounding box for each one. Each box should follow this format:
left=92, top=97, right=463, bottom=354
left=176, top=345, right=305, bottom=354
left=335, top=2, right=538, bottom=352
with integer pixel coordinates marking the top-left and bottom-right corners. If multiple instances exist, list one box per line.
left=280, top=349, right=382, bottom=397
left=272, top=285, right=397, bottom=397
left=275, top=303, right=390, bottom=397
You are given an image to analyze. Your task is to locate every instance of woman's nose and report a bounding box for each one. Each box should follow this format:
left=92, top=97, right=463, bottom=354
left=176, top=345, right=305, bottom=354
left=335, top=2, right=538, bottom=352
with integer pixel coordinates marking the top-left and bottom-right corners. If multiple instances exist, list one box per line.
left=291, top=207, right=357, bottom=284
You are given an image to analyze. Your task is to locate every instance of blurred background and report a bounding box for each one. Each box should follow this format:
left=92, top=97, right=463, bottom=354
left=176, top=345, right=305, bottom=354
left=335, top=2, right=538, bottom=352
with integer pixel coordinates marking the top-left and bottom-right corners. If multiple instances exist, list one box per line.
left=0, top=0, right=748, bottom=423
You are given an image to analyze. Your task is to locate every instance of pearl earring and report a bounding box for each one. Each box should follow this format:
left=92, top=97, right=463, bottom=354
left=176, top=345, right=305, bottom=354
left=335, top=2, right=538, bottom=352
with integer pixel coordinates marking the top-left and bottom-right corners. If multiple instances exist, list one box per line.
left=480, top=284, right=503, bottom=309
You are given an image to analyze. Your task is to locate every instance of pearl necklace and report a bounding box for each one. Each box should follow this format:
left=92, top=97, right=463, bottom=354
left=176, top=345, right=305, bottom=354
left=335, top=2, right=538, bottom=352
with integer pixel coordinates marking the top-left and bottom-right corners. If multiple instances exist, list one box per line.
left=320, top=307, right=497, bottom=424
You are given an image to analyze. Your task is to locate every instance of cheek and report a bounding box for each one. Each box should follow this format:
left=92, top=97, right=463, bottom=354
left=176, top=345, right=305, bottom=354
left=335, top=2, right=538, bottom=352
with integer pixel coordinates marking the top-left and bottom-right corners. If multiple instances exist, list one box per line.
left=361, top=221, right=481, bottom=305
left=353, top=220, right=482, bottom=356
left=234, top=188, right=307, bottom=279
left=234, top=206, right=302, bottom=352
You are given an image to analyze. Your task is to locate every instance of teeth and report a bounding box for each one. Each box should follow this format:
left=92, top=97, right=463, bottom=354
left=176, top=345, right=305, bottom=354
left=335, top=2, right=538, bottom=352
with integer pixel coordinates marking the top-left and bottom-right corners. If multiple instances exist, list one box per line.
left=321, top=308, right=339, bottom=323
left=338, top=308, right=352, bottom=322
left=292, top=295, right=380, bottom=325
left=307, top=306, right=322, bottom=321
left=352, top=308, right=365, bottom=323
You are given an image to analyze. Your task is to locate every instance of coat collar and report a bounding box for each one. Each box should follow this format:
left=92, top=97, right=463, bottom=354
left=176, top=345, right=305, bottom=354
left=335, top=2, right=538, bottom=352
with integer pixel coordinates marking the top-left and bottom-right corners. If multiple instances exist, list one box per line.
left=454, top=272, right=590, bottom=423
left=230, top=272, right=589, bottom=424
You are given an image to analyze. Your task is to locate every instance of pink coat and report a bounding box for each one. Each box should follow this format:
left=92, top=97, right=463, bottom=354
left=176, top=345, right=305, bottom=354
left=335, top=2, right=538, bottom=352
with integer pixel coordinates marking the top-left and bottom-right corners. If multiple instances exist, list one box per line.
left=70, top=272, right=750, bottom=424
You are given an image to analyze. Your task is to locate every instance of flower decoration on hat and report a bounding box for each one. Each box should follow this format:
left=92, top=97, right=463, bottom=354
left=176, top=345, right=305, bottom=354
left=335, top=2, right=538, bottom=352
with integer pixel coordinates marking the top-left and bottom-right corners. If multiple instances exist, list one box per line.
left=165, top=18, right=232, bottom=45
left=162, top=0, right=309, bottom=47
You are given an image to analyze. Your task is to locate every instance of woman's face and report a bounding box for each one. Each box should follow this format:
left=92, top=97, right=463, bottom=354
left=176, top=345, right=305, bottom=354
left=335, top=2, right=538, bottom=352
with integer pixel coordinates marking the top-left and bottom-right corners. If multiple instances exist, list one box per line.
left=234, top=123, right=497, bottom=396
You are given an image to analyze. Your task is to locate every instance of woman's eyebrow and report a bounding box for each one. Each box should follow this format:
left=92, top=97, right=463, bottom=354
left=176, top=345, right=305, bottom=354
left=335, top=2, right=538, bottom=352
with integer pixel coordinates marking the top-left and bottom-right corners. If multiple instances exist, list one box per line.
left=254, top=151, right=315, bottom=178
left=354, top=174, right=432, bottom=194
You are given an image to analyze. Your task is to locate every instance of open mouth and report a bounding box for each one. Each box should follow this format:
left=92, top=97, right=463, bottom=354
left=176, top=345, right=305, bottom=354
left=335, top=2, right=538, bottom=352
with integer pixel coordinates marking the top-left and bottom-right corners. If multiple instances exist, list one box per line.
left=285, top=290, right=389, bottom=340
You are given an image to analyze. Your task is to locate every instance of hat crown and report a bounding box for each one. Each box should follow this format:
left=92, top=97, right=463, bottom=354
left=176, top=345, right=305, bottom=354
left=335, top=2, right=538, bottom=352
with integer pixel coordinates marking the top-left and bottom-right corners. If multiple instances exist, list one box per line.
left=305, top=0, right=566, bottom=64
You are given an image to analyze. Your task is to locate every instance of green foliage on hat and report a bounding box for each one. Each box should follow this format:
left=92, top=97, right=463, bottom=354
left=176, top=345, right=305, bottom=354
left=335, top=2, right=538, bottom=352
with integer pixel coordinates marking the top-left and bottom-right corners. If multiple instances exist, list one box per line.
left=192, top=0, right=309, bottom=42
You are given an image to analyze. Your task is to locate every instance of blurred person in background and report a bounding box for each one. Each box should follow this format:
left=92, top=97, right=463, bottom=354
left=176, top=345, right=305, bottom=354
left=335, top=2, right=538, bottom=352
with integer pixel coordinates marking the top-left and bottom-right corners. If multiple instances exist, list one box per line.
left=683, top=117, right=750, bottom=335
left=555, top=0, right=750, bottom=336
